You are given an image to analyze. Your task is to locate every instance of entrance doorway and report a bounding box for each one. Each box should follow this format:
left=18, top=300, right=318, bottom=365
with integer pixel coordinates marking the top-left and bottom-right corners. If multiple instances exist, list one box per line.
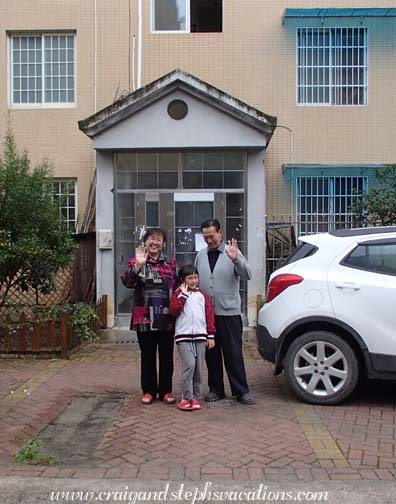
left=115, top=192, right=223, bottom=315
left=114, top=151, right=246, bottom=316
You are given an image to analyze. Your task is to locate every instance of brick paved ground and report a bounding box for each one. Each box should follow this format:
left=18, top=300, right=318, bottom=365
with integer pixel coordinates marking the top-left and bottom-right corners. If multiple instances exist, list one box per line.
left=1, top=337, right=396, bottom=482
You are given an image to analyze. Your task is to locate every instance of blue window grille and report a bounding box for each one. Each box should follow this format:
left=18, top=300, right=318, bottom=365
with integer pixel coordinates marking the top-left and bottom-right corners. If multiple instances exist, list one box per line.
left=297, top=27, right=368, bottom=106
left=296, top=176, right=368, bottom=235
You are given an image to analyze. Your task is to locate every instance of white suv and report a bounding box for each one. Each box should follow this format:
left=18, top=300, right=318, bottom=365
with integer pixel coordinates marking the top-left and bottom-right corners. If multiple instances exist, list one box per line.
left=257, top=226, right=396, bottom=405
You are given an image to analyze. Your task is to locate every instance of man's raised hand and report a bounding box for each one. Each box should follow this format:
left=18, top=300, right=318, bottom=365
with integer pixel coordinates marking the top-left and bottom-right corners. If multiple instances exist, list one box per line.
left=226, top=238, right=239, bottom=263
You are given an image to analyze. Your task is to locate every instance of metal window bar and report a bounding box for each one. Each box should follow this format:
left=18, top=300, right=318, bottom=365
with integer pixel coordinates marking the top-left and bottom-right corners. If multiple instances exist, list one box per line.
left=12, top=34, right=74, bottom=105
left=52, top=180, right=77, bottom=231
left=12, top=35, right=42, bottom=104
left=297, top=27, right=367, bottom=105
left=296, top=176, right=368, bottom=235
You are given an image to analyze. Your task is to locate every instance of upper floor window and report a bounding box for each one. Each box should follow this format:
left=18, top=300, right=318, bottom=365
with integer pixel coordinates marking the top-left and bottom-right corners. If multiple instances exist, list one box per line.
left=10, top=33, right=75, bottom=107
left=52, top=180, right=77, bottom=232
left=297, top=27, right=367, bottom=106
left=152, top=0, right=222, bottom=33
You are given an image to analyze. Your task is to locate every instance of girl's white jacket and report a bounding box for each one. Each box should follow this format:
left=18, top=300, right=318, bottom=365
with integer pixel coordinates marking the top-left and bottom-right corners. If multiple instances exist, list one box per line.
left=169, top=288, right=216, bottom=343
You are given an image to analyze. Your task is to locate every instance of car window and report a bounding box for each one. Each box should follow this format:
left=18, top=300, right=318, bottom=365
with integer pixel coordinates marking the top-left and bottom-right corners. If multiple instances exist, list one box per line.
left=343, top=243, right=396, bottom=276
left=281, top=242, right=318, bottom=267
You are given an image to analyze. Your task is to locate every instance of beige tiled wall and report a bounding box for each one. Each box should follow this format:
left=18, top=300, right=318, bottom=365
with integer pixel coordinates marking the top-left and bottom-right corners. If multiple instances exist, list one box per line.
left=1, top=0, right=396, bottom=225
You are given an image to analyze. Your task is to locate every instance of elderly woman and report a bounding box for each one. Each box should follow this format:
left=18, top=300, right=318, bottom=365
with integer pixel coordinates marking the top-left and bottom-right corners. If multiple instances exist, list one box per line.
left=121, top=228, right=178, bottom=405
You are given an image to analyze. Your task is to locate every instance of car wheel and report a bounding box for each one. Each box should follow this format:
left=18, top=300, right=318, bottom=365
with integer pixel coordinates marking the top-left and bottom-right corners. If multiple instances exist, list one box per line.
left=284, top=331, right=359, bottom=405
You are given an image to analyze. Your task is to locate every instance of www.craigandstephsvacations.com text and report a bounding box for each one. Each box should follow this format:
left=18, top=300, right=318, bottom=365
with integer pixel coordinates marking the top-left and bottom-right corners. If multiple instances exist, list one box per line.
left=49, top=482, right=329, bottom=503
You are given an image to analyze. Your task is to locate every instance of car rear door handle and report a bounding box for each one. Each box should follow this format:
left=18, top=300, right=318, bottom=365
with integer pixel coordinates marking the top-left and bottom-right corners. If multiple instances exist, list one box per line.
left=335, top=282, right=361, bottom=290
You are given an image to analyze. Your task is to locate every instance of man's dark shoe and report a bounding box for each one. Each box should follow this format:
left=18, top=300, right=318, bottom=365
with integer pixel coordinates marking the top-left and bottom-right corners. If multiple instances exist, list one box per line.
left=236, top=393, right=256, bottom=405
left=204, top=392, right=226, bottom=402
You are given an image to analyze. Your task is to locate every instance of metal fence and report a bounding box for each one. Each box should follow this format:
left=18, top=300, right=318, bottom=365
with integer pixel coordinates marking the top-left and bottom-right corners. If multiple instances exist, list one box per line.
left=1, top=232, right=96, bottom=308
left=266, top=223, right=297, bottom=281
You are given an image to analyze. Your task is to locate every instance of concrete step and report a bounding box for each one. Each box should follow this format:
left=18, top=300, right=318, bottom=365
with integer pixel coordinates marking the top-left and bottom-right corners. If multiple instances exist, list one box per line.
left=101, top=328, right=255, bottom=344
left=100, top=328, right=137, bottom=343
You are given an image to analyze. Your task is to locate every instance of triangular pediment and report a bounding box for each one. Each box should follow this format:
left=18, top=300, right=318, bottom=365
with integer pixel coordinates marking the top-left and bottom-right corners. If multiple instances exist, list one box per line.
left=79, top=69, right=276, bottom=145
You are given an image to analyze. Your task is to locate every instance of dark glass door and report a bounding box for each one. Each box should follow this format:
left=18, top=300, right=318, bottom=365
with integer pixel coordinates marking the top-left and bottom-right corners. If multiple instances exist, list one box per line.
left=174, top=195, right=214, bottom=267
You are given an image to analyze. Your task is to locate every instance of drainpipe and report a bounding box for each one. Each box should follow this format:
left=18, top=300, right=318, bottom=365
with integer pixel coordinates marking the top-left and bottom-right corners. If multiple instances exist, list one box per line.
left=94, top=0, right=97, bottom=111
left=277, top=125, right=295, bottom=223
left=137, top=0, right=142, bottom=89
left=277, top=124, right=294, bottom=164
left=132, top=35, right=136, bottom=91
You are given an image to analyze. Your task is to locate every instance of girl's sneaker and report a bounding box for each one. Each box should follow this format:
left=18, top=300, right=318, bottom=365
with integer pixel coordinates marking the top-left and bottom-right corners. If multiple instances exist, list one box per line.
left=177, top=399, right=194, bottom=411
left=191, top=399, right=202, bottom=410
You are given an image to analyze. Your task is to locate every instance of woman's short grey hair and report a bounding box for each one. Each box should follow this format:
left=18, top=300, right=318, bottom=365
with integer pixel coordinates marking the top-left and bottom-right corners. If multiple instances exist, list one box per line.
left=142, top=227, right=167, bottom=243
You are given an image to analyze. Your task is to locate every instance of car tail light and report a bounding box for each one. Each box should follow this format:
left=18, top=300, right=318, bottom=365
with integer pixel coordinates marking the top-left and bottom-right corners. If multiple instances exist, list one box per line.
left=265, top=274, right=304, bottom=303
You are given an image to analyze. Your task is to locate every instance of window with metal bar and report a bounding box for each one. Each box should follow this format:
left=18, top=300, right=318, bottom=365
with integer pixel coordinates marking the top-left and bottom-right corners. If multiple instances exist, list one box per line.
left=11, top=33, right=75, bottom=106
left=52, top=180, right=77, bottom=231
left=297, top=27, right=367, bottom=106
left=296, top=176, right=368, bottom=235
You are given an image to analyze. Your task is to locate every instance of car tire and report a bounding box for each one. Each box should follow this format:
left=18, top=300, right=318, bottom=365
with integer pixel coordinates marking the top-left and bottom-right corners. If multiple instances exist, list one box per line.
left=284, top=331, right=359, bottom=405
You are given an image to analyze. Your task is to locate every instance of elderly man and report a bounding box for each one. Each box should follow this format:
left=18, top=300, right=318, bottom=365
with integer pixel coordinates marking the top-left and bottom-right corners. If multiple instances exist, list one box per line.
left=194, top=219, right=255, bottom=405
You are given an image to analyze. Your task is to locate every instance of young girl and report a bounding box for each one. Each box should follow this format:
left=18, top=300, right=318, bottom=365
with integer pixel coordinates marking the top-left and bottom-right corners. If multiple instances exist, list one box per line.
left=169, top=265, right=216, bottom=411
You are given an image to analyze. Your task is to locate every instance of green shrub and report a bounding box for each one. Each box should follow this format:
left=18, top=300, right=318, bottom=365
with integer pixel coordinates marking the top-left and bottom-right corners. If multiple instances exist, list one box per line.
left=67, top=302, right=101, bottom=342
left=0, top=122, right=76, bottom=308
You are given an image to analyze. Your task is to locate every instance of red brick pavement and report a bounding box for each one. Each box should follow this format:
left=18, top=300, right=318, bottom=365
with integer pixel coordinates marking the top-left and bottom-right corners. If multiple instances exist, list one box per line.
left=1, top=338, right=396, bottom=481
left=0, top=360, right=48, bottom=400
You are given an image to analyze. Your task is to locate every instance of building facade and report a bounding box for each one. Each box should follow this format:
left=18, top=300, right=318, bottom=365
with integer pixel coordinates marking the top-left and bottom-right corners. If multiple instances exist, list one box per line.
left=2, top=1, right=396, bottom=326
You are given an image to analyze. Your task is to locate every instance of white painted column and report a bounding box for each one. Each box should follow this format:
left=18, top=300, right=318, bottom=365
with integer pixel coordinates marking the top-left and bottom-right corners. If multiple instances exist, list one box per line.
left=246, top=149, right=266, bottom=327
left=96, top=151, right=115, bottom=327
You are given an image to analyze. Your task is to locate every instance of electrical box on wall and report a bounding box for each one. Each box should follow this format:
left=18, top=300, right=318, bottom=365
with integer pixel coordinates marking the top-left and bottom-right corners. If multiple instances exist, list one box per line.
left=98, top=229, right=113, bottom=250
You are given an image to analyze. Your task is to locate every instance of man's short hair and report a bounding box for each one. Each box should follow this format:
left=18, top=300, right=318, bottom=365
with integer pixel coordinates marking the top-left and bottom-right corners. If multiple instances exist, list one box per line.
left=142, top=227, right=167, bottom=243
left=200, top=219, right=221, bottom=232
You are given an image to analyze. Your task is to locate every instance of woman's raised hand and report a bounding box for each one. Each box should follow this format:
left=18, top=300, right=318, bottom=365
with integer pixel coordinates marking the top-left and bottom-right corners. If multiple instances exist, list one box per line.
left=135, top=243, right=148, bottom=270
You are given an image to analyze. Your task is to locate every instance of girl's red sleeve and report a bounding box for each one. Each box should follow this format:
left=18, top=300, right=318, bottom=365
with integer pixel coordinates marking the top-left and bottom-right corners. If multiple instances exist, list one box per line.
left=169, top=289, right=188, bottom=317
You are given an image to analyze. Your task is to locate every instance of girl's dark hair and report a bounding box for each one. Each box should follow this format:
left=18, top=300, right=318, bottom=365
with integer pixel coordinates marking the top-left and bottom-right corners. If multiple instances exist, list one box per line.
left=142, top=227, right=167, bottom=243
left=178, top=264, right=198, bottom=284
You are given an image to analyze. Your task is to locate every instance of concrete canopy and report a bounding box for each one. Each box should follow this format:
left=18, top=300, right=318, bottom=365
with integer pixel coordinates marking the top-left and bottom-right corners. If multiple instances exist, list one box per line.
left=78, top=69, right=277, bottom=148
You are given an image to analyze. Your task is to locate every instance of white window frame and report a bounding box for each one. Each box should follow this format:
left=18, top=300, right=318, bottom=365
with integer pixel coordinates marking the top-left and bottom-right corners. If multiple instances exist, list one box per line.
left=8, top=32, right=77, bottom=109
left=151, top=0, right=189, bottom=33
left=296, top=27, right=368, bottom=106
left=296, top=175, right=368, bottom=235
left=151, top=0, right=223, bottom=34
left=52, top=179, right=78, bottom=232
